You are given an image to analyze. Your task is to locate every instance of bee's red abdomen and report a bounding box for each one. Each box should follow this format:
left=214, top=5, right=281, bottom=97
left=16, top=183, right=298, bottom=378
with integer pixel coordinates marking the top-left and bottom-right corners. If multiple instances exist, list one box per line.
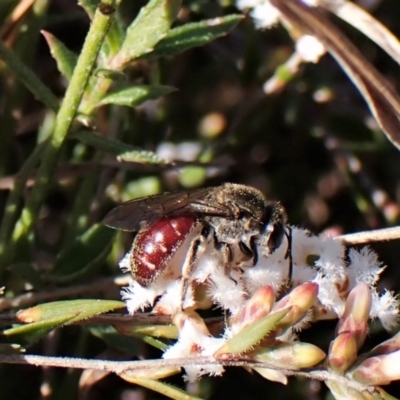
left=131, top=216, right=197, bottom=286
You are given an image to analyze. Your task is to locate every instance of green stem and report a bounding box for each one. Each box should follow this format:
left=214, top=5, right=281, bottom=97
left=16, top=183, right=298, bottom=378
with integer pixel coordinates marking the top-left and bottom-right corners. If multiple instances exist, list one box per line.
left=0, top=0, right=51, bottom=175
left=9, top=1, right=117, bottom=259
left=61, top=156, right=100, bottom=247
left=0, top=40, right=59, bottom=113
left=0, top=142, right=46, bottom=268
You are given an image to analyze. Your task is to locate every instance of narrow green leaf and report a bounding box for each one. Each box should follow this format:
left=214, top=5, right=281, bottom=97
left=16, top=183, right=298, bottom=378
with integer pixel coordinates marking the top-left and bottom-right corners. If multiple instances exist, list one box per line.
left=6, top=299, right=125, bottom=344
left=10, top=0, right=117, bottom=255
left=4, top=315, right=75, bottom=344
left=0, top=41, right=59, bottom=112
left=128, top=332, right=170, bottom=351
left=124, top=324, right=178, bottom=339
left=52, top=224, right=115, bottom=278
left=17, top=299, right=125, bottom=324
left=214, top=308, right=289, bottom=357
left=117, top=150, right=168, bottom=164
left=89, top=326, right=143, bottom=355
left=118, top=0, right=181, bottom=64
left=78, top=0, right=98, bottom=18
left=113, top=323, right=176, bottom=350
left=73, top=130, right=137, bottom=155
left=72, top=130, right=170, bottom=164
left=119, top=376, right=203, bottom=400
left=98, top=85, right=175, bottom=107
left=42, top=31, right=78, bottom=81
left=148, top=15, right=243, bottom=58
left=94, top=68, right=126, bottom=81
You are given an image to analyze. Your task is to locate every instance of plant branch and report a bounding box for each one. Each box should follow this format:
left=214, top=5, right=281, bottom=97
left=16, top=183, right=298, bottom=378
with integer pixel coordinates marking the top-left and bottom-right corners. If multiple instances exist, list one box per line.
left=9, top=1, right=117, bottom=257
left=337, top=226, right=400, bottom=245
left=0, top=353, right=373, bottom=393
left=0, top=141, right=47, bottom=268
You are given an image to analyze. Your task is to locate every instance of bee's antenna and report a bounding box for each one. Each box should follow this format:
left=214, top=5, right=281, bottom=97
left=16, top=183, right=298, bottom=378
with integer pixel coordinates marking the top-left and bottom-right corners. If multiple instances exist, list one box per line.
left=285, top=226, right=293, bottom=285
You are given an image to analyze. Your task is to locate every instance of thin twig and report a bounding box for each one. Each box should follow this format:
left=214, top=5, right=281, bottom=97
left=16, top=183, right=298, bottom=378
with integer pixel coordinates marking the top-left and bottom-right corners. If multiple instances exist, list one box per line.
left=0, top=353, right=372, bottom=393
left=337, top=226, right=400, bottom=245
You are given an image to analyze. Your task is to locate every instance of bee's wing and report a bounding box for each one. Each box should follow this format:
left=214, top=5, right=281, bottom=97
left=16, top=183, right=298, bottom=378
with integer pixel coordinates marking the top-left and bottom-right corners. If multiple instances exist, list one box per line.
left=103, top=186, right=234, bottom=231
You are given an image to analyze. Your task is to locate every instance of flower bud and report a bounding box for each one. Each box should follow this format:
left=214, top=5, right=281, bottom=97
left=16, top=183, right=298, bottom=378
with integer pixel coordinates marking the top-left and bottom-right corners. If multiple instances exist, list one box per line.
left=172, top=310, right=210, bottom=336
left=254, top=341, right=325, bottom=369
left=368, top=331, right=400, bottom=357
left=325, top=381, right=370, bottom=400
left=120, top=366, right=181, bottom=382
left=352, top=350, right=400, bottom=385
left=115, top=323, right=178, bottom=339
left=231, top=285, right=275, bottom=328
left=336, top=283, right=371, bottom=349
left=252, top=367, right=288, bottom=384
left=192, top=282, right=213, bottom=310
left=273, top=282, right=318, bottom=331
left=328, top=333, right=357, bottom=373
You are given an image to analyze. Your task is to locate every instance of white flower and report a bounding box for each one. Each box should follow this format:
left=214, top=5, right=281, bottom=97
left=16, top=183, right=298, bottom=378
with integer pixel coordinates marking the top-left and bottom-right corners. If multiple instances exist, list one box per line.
left=370, top=289, right=400, bottom=330
left=236, top=0, right=322, bottom=29
left=121, top=280, right=159, bottom=313
left=295, top=35, right=326, bottom=63
left=347, top=247, right=384, bottom=287
left=163, top=317, right=225, bottom=381
left=119, top=222, right=398, bottom=334
left=206, top=267, right=247, bottom=314
left=249, top=2, right=281, bottom=29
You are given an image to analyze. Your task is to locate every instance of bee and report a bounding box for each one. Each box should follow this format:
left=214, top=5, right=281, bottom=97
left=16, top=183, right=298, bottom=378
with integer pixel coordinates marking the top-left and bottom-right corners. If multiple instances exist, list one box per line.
left=103, top=183, right=291, bottom=305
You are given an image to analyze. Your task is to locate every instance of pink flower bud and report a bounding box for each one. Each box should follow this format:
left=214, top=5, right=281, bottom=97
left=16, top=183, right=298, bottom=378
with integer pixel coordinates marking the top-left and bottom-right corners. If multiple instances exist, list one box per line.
left=352, top=350, right=400, bottom=385
left=328, top=333, right=357, bottom=373
left=336, top=283, right=371, bottom=349
left=273, top=282, right=318, bottom=330
left=172, top=310, right=210, bottom=336
left=368, top=331, right=400, bottom=357
left=231, top=285, right=275, bottom=328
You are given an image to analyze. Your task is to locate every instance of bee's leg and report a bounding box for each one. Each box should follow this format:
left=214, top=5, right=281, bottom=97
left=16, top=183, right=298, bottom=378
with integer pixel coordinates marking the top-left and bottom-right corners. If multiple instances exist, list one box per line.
left=216, top=242, right=233, bottom=278
left=284, top=226, right=293, bottom=285
left=180, top=233, right=207, bottom=309
left=238, top=237, right=258, bottom=267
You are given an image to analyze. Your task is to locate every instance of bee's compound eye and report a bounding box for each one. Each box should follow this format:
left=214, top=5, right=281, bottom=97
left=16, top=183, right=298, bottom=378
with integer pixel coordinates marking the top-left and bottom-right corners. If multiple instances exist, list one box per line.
left=265, top=223, right=284, bottom=254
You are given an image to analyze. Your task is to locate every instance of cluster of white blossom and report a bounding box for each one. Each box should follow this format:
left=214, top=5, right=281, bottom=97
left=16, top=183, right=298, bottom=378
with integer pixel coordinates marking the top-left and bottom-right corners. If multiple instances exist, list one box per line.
left=120, top=226, right=398, bottom=381
left=121, top=227, right=397, bottom=328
